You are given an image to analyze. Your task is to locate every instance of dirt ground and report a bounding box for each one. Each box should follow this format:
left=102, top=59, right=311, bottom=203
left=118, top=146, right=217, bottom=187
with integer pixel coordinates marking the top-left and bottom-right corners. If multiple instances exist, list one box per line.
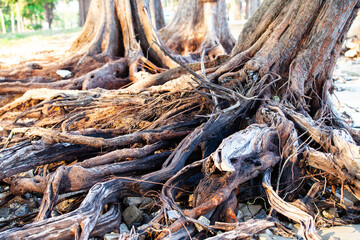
left=0, top=30, right=81, bottom=69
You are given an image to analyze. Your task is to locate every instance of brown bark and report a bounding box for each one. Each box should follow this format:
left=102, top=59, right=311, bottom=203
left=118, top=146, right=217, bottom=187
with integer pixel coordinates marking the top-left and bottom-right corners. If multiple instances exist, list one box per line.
left=44, top=2, right=55, bottom=29
left=245, top=0, right=260, bottom=19
left=78, top=0, right=91, bottom=27
left=150, top=0, right=166, bottom=30
left=159, top=0, right=235, bottom=58
left=68, top=0, right=176, bottom=69
left=0, top=0, right=177, bottom=89
left=1, top=0, right=360, bottom=239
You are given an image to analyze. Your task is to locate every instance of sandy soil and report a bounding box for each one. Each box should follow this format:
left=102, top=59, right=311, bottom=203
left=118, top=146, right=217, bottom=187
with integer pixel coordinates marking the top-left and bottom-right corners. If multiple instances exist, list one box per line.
left=0, top=30, right=81, bottom=69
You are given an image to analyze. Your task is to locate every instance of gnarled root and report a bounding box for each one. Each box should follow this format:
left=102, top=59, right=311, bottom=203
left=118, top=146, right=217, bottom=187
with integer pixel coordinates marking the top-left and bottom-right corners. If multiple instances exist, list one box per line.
left=263, top=169, right=321, bottom=240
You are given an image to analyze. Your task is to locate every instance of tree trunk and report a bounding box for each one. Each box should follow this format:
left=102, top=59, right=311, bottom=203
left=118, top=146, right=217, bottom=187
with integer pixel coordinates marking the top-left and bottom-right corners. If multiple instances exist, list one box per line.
left=44, top=2, right=55, bottom=29
left=0, top=8, right=6, bottom=33
left=1, top=0, right=360, bottom=239
left=0, top=0, right=178, bottom=88
left=10, top=10, right=15, bottom=33
left=150, top=0, right=166, bottom=30
left=78, top=0, right=91, bottom=27
left=15, top=2, right=23, bottom=33
left=245, top=0, right=260, bottom=19
left=232, top=0, right=242, bottom=20
left=159, top=0, right=235, bottom=58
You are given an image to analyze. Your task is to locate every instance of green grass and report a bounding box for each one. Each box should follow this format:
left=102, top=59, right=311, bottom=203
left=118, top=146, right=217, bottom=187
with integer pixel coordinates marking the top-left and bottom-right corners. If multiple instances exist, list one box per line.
left=0, top=27, right=82, bottom=46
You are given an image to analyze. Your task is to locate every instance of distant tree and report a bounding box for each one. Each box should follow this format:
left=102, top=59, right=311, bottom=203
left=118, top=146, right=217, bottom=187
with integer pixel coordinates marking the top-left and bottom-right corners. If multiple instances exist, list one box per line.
left=0, top=7, right=6, bottom=33
left=245, top=0, right=260, bottom=19
left=78, top=0, right=90, bottom=26
left=159, top=0, right=235, bottom=57
left=43, top=0, right=55, bottom=29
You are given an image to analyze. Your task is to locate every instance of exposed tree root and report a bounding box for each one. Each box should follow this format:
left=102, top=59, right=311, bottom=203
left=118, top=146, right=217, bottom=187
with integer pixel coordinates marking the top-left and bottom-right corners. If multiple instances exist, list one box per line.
left=207, top=219, right=275, bottom=240
left=1, top=0, right=360, bottom=239
left=159, top=0, right=235, bottom=58
left=263, top=169, right=321, bottom=240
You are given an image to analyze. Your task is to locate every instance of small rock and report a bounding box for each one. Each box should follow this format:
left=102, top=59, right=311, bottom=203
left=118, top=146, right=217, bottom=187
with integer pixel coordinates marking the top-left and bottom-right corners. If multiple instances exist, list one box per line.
left=14, top=204, right=29, bottom=217
left=236, top=209, right=244, bottom=221
left=167, top=210, right=180, bottom=220
left=142, top=213, right=152, bottom=224
left=335, top=192, right=355, bottom=207
left=0, top=207, right=10, bottom=218
left=103, top=233, right=121, bottom=240
left=123, top=205, right=143, bottom=226
left=239, top=204, right=262, bottom=220
left=26, top=62, right=42, bottom=69
left=195, top=216, right=210, bottom=232
left=119, top=223, right=130, bottom=234
left=18, top=170, right=34, bottom=178
left=56, top=70, right=72, bottom=78
left=258, top=233, right=272, bottom=240
left=189, top=194, right=194, bottom=208
left=0, top=192, right=8, bottom=199
left=238, top=203, right=246, bottom=209
left=57, top=198, right=76, bottom=212
left=23, top=193, right=32, bottom=200
left=123, top=197, right=143, bottom=207
left=140, top=197, right=153, bottom=208
left=255, top=209, right=267, bottom=219
left=343, top=189, right=359, bottom=204
left=322, top=207, right=339, bottom=219
left=265, top=229, right=274, bottom=237
left=345, top=49, right=357, bottom=58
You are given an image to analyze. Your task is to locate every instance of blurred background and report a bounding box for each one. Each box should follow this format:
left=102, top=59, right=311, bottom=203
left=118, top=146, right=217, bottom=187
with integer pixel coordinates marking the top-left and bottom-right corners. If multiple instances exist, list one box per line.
left=0, top=0, right=261, bottom=34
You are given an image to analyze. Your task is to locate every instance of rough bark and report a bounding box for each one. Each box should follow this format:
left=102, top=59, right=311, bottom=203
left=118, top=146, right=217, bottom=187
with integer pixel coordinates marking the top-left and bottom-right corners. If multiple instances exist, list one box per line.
left=44, top=2, right=55, bottom=29
left=159, top=0, right=235, bottom=57
left=150, top=0, right=166, bottom=30
left=78, top=0, right=91, bottom=27
left=245, top=0, right=260, bottom=19
left=0, top=0, right=177, bottom=88
left=0, top=0, right=360, bottom=239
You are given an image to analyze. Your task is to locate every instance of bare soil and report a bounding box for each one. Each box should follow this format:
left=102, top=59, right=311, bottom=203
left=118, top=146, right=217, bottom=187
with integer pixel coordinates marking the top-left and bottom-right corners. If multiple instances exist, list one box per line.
left=0, top=30, right=81, bottom=69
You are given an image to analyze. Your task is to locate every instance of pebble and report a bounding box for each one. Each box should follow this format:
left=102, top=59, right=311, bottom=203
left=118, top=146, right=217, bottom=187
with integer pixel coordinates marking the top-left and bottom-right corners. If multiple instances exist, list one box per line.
left=57, top=198, right=76, bottom=212
left=265, top=229, right=273, bottom=237
left=335, top=191, right=359, bottom=207
left=123, top=197, right=143, bottom=207
left=14, top=204, right=29, bottom=217
left=119, top=223, right=130, bottom=234
left=18, top=170, right=34, bottom=178
left=345, top=49, right=357, bottom=58
left=322, top=207, right=339, bottom=219
left=56, top=70, right=72, bottom=78
left=236, top=209, right=244, bottom=221
left=0, top=192, right=8, bottom=199
left=139, top=197, right=153, bottom=208
left=122, top=205, right=143, bottom=226
left=23, top=193, right=32, bottom=200
left=26, top=62, right=42, bottom=70
left=167, top=210, right=180, bottom=220
left=195, top=216, right=210, bottom=232
left=258, top=233, right=272, bottom=240
left=0, top=207, right=10, bottom=218
left=103, top=233, right=121, bottom=240
left=239, top=204, right=262, bottom=220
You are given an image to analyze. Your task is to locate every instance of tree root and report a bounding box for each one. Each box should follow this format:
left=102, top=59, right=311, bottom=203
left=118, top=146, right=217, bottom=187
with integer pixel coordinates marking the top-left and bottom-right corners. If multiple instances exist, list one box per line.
left=263, top=169, right=321, bottom=240
left=207, top=219, right=275, bottom=240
